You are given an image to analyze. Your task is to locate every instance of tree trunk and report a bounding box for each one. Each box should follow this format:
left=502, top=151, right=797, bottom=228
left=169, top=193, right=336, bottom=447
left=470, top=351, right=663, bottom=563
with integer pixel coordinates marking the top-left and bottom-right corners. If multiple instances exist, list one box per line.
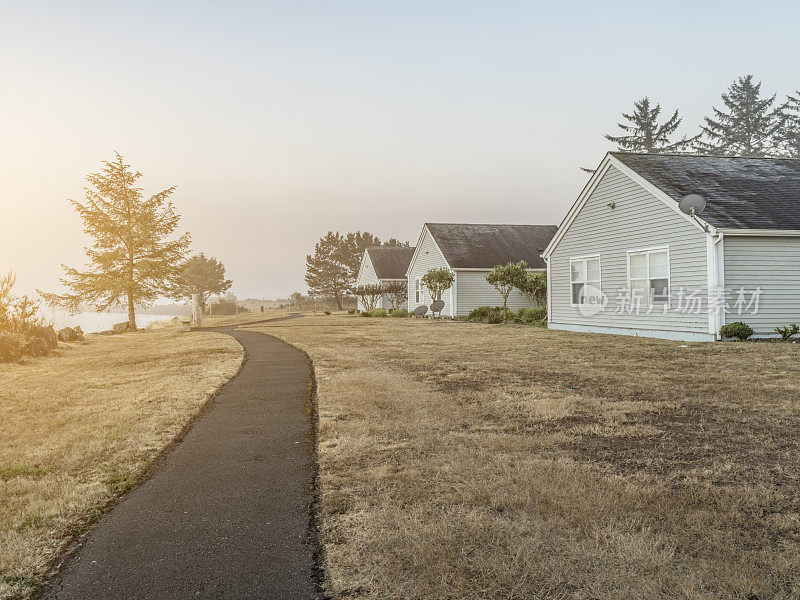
left=335, top=291, right=343, bottom=310
left=127, top=291, right=137, bottom=331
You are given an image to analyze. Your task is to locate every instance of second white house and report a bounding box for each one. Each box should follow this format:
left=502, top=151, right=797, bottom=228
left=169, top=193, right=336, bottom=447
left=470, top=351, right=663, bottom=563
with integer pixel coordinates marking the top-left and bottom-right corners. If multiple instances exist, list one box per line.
left=407, top=223, right=557, bottom=317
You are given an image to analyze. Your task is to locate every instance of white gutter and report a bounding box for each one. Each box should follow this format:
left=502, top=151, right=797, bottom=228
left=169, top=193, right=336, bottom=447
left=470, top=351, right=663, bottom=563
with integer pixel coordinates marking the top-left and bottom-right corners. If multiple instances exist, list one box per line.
left=718, top=228, right=800, bottom=236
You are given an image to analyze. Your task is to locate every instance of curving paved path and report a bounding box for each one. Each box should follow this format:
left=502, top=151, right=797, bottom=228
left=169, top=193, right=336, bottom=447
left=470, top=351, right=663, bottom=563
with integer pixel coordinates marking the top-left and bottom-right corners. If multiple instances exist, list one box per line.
left=39, top=322, right=321, bottom=600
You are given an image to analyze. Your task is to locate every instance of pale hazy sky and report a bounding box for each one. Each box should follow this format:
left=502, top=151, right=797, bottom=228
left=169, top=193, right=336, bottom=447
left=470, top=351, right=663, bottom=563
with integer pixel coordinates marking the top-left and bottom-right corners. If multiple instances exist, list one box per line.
left=2, top=1, right=799, bottom=299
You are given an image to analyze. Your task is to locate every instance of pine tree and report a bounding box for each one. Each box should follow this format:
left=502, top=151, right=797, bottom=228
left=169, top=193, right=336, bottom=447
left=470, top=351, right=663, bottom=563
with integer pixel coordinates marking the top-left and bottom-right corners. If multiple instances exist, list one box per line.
left=696, top=75, right=779, bottom=156
left=606, top=97, right=697, bottom=153
left=775, top=91, right=800, bottom=157
left=41, top=153, right=190, bottom=330
left=341, top=231, right=382, bottom=281
left=383, top=237, right=410, bottom=247
left=305, top=232, right=350, bottom=309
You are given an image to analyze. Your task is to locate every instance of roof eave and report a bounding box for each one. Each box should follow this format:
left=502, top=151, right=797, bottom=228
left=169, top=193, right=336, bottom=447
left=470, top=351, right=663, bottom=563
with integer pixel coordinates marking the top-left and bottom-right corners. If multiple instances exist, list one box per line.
left=718, top=228, right=800, bottom=236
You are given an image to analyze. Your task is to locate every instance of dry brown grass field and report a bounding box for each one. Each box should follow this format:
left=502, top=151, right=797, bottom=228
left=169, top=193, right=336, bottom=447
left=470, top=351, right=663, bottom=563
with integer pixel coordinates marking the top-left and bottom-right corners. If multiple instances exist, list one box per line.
left=0, top=327, right=243, bottom=599
left=247, top=314, right=800, bottom=600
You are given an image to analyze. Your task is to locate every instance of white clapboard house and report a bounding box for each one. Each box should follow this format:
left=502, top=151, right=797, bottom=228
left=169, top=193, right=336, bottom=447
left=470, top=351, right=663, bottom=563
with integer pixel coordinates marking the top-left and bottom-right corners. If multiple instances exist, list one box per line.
left=542, top=152, right=800, bottom=341
left=354, top=246, right=416, bottom=311
left=407, top=223, right=557, bottom=318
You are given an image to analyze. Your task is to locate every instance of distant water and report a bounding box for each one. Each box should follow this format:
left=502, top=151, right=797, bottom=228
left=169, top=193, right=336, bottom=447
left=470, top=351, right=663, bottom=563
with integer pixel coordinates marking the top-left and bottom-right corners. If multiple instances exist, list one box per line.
left=42, top=309, right=180, bottom=333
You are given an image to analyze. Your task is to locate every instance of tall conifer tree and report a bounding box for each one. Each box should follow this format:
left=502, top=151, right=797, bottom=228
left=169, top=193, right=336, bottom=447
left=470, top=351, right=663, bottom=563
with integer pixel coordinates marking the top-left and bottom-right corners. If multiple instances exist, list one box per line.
left=606, top=97, right=696, bottom=153
left=305, top=232, right=350, bottom=310
left=775, top=91, right=800, bottom=157
left=42, top=153, right=190, bottom=330
left=696, top=75, right=779, bottom=156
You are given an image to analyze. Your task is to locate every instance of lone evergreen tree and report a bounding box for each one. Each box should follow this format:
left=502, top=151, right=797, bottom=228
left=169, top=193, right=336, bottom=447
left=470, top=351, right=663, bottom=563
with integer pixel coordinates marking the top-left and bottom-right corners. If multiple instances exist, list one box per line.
left=606, top=97, right=697, bottom=153
left=305, top=232, right=350, bottom=309
left=41, top=153, right=191, bottom=330
left=776, top=91, right=800, bottom=157
left=696, top=75, right=779, bottom=156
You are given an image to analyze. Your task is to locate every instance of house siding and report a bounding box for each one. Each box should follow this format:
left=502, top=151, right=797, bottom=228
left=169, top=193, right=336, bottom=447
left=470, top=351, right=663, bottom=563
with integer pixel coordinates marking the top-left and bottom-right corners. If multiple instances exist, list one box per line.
left=407, top=227, right=453, bottom=316
left=355, top=253, right=379, bottom=311
left=455, top=270, right=535, bottom=316
left=355, top=253, right=406, bottom=311
left=549, top=164, right=711, bottom=338
left=723, top=235, right=800, bottom=336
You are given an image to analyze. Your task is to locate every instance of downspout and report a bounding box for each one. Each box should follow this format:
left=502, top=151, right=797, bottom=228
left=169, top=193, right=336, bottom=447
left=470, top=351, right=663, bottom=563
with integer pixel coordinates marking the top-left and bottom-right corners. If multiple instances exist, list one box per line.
left=451, top=271, right=457, bottom=318
left=707, top=231, right=724, bottom=340
left=545, top=257, right=552, bottom=327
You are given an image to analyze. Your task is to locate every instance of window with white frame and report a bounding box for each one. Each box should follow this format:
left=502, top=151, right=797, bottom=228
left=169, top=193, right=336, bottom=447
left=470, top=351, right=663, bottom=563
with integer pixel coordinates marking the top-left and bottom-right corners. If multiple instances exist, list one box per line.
left=415, top=278, right=423, bottom=303
left=570, top=256, right=601, bottom=305
left=628, top=248, right=670, bottom=305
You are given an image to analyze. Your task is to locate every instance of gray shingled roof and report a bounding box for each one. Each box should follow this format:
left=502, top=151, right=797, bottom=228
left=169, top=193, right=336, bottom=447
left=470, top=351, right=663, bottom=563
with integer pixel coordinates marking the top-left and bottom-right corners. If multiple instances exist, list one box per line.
left=365, top=246, right=415, bottom=279
left=612, top=153, right=800, bottom=230
left=426, top=223, right=557, bottom=269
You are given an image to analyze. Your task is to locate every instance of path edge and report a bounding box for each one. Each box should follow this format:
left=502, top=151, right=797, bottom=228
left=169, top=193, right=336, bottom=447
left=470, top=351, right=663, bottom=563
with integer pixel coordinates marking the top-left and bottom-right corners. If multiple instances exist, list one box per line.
left=33, top=330, right=248, bottom=599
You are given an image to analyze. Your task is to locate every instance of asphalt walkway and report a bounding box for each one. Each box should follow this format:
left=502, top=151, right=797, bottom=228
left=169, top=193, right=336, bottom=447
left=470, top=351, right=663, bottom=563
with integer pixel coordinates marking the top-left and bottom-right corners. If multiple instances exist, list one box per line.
left=39, top=323, right=321, bottom=599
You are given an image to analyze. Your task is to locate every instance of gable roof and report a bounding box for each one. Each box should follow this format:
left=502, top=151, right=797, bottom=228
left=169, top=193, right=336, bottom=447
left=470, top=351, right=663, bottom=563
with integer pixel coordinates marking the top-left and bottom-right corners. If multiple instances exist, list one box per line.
left=365, top=246, right=415, bottom=279
left=425, top=223, right=557, bottom=269
left=611, top=152, right=800, bottom=230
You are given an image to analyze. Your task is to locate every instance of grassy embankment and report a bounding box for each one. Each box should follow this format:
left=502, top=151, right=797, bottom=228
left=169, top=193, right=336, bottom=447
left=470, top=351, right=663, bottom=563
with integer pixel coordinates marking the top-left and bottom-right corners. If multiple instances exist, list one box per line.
left=0, top=326, right=243, bottom=599
left=248, top=314, right=800, bottom=600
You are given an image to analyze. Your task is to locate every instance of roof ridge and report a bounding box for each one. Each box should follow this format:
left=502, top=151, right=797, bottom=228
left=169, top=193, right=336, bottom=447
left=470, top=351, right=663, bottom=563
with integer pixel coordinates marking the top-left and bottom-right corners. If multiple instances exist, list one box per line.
left=610, top=151, right=800, bottom=161
left=425, top=222, right=558, bottom=227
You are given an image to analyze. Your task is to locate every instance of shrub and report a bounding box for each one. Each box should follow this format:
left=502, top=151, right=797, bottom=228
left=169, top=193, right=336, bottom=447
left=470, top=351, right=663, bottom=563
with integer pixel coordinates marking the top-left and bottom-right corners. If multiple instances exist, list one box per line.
left=487, top=311, right=505, bottom=324
left=775, top=323, right=799, bottom=341
left=517, top=306, right=547, bottom=326
left=720, top=321, right=754, bottom=341
left=348, top=309, right=356, bottom=315
left=323, top=310, right=331, bottom=316
left=468, top=306, right=517, bottom=324
left=390, top=308, right=409, bottom=318
left=466, top=306, right=494, bottom=322
left=362, top=308, right=388, bottom=318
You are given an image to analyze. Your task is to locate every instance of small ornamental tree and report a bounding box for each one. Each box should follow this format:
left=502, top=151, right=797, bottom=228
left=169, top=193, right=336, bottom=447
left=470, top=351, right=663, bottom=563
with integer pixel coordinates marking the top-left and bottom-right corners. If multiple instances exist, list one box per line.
left=517, top=270, right=547, bottom=306
left=485, top=261, right=529, bottom=322
left=382, top=280, right=408, bottom=310
left=173, top=253, right=232, bottom=306
left=353, top=283, right=384, bottom=311
left=421, top=268, right=454, bottom=315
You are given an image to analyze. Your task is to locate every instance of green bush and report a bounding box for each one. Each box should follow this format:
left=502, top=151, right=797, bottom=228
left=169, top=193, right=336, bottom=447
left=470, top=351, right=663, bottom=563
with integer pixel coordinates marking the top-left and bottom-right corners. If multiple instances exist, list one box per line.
left=775, top=323, right=799, bottom=341
left=468, top=305, right=524, bottom=324
left=466, top=306, right=494, bottom=322
left=468, top=306, right=520, bottom=324
left=389, top=308, right=409, bottom=318
left=361, top=308, right=388, bottom=318
left=720, top=321, right=754, bottom=341
left=517, top=305, right=547, bottom=326
left=348, top=309, right=356, bottom=315
left=487, top=311, right=505, bottom=324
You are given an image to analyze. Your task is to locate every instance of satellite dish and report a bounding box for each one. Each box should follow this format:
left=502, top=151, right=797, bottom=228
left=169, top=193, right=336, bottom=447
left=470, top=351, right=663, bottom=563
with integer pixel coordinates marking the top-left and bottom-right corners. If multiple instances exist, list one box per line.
left=679, top=194, right=706, bottom=216
left=431, top=300, right=445, bottom=314
left=413, top=305, right=428, bottom=317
